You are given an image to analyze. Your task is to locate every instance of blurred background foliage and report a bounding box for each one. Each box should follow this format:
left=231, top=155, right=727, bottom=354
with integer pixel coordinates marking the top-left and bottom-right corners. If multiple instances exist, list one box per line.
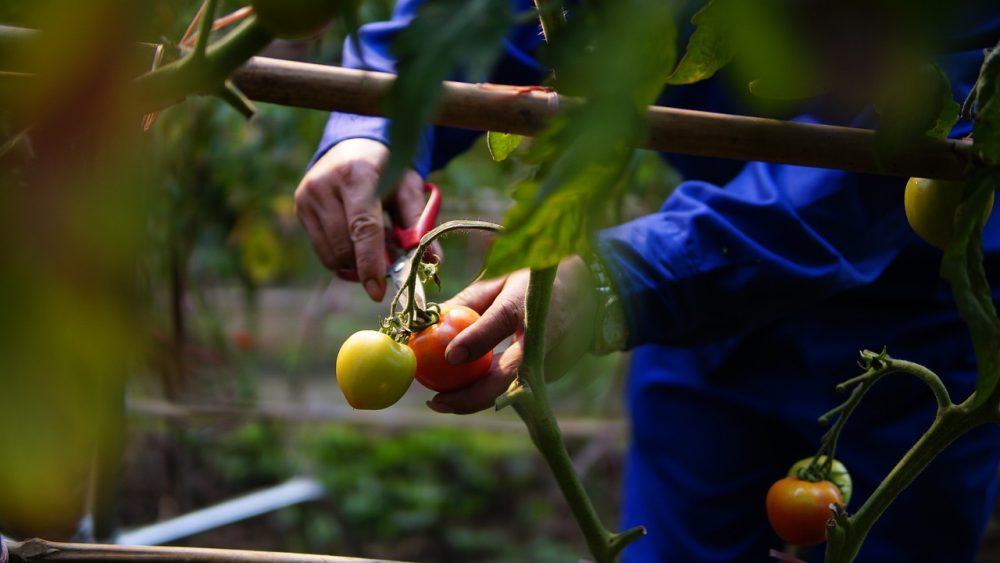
left=0, top=0, right=673, bottom=560
left=1, top=0, right=999, bottom=560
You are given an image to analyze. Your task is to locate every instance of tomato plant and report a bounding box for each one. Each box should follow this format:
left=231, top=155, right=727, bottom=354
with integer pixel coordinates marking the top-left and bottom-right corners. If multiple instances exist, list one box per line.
left=408, top=304, right=492, bottom=393
left=249, top=0, right=340, bottom=39
left=336, top=330, right=416, bottom=410
left=766, top=476, right=843, bottom=547
left=904, top=177, right=995, bottom=250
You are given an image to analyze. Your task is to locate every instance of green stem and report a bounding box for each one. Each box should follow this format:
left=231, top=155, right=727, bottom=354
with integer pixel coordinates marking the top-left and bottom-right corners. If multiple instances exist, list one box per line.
left=134, top=16, right=273, bottom=112
left=504, top=267, right=643, bottom=562
left=193, top=0, right=220, bottom=60
left=826, top=405, right=988, bottom=562
left=388, top=220, right=503, bottom=323
left=532, top=0, right=566, bottom=46
left=818, top=352, right=981, bottom=562
left=814, top=353, right=954, bottom=472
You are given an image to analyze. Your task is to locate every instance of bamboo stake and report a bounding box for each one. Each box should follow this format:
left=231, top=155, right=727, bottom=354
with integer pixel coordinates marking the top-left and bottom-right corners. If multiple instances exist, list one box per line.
left=3, top=539, right=410, bottom=563
left=0, top=24, right=976, bottom=180
left=231, top=57, right=973, bottom=181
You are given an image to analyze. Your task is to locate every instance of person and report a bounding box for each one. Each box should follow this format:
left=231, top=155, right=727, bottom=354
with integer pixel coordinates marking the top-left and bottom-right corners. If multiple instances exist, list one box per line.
left=295, top=1, right=1000, bottom=560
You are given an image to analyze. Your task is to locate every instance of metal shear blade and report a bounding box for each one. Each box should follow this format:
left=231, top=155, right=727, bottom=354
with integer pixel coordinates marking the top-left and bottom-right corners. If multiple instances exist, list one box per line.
left=390, top=252, right=426, bottom=310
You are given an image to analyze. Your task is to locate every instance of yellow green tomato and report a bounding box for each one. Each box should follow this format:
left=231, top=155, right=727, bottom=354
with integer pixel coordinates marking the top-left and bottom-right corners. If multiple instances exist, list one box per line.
left=904, top=177, right=994, bottom=250
left=250, top=0, right=340, bottom=39
left=336, top=330, right=415, bottom=410
left=788, top=455, right=852, bottom=505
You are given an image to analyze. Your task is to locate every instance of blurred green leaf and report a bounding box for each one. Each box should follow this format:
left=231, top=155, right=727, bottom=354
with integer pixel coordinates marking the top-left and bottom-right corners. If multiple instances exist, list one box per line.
left=486, top=131, right=523, bottom=161
left=967, top=42, right=1000, bottom=164
left=876, top=64, right=958, bottom=165
left=485, top=0, right=676, bottom=275
left=666, top=0, right=732, bottom=85
left=940, top=168, right=1000, bottom=407
left=379, top=0, right=511, bottom=195
left=946, top=45, right=1000, bottom=406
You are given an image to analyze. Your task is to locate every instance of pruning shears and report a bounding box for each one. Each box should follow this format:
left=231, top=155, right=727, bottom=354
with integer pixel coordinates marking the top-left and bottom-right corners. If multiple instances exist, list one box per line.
left=336, top=182, right=442, bottom=308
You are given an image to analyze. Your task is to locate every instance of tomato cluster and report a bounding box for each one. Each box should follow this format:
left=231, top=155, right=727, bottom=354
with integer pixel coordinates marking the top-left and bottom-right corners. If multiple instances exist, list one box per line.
left=766, top=456, right=851, bottom=547
left=335, top=305, right=492, bottom=409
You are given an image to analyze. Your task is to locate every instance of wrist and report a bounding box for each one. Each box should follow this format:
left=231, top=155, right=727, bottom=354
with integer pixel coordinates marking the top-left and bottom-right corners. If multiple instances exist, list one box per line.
left=582, top=252, right=628, bottom=355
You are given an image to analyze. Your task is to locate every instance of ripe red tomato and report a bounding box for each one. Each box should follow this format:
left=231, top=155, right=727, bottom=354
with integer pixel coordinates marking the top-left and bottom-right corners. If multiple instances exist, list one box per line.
left=233, top=330, right=255, bottom=351
left=766, top=476, right=843, bottom=546
left=408, top=305, right=492, bottom=393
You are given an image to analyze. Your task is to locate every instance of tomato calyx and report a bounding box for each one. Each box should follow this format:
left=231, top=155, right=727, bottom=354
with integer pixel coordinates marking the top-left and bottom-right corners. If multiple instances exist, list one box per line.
left=379, top=299, right=442, bottom=344
left=789, top=455, right=853, bottom=506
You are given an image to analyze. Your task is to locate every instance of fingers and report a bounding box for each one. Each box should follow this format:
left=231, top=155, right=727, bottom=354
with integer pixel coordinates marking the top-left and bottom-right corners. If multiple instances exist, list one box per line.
left=389, top=171, right=426, bottom=229
left=294, top=201, right=338, bottom=270
left=427, top=342, right=523, bottom=414
left=447, top=277, right=508, bottom=314
left=445, top=272, right=528, bottom=364
left=309, top=186, right=356, bottom=268
left=337, top=165, right=387, bottom=300
left=295, top=139, right=393, bottom=301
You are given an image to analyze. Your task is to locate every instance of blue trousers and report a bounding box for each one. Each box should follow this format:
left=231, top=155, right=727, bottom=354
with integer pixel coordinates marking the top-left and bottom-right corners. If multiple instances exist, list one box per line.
left=620, top=347, right=1000, bottom=562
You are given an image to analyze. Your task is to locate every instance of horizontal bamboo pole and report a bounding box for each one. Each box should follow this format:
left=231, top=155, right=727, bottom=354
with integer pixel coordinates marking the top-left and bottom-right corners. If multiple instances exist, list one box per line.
left=3, top=539, right=409, bottom=563
left=232, top=57, right=973, bottom=181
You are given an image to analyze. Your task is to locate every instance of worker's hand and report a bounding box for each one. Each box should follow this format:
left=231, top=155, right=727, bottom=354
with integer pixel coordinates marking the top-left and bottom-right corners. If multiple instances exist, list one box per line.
left=295, top=138, right=426, bottom=301
left=427, top=257, right=598, bottom=414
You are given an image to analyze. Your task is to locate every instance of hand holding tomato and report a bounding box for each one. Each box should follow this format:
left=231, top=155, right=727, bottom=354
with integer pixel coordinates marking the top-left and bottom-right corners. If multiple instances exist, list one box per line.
left=408, top=305, right=493, bottom=392
left=425, top=257, right=598, bottom=414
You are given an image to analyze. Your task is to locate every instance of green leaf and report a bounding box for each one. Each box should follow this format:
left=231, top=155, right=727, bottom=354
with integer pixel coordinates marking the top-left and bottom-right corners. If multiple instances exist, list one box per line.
left=379, top=0, right=510, bottom=196
left=484, top=0, right=676, bottom=276
left=969, top=42, right=1000, bottom=164
left=666, top=0, right=732, bottom=85
left=875, top=64, right=958, bottom=165
left=946, top=44, right=1000, bottom=406
left=939, top=168, right=1000, bottom=407
left=486, top=131, right=523, bottom=162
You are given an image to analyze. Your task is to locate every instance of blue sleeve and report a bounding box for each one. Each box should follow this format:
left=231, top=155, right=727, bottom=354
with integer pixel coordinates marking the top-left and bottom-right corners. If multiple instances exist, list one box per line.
left=310, top=0, right=545, bottom=176
left=595, top=45, right=988, bottom=349
left=595, top=143, right=910, bottom=348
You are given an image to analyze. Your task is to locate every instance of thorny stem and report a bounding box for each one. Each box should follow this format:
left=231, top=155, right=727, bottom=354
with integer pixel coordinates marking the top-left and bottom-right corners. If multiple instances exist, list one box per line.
left=192, top=0, right=219, bottom=60
left=134, top=16, right=273, bottom=112
left=532, top=0, right=566, bottom=47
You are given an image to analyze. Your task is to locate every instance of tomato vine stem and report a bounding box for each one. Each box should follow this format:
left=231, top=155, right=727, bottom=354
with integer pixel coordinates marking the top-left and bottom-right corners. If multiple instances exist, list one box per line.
left=498, top=266, right=645, bottom=562
left=819, top=350, right=998, bottom=562
left=387, top=220, right=504, bottom=332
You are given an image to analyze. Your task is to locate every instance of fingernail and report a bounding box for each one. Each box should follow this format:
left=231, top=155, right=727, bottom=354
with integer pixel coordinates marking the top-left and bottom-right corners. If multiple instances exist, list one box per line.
left=446, top=346, right=469, bottom=365
left=364, top=279, right=382, bottom=300
left=426, top=400, right=454, bottom=414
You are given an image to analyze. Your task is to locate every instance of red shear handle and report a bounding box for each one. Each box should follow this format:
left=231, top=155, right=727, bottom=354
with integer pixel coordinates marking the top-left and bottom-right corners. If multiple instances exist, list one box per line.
left=335, top=182, right=441, bottom=282
left=393, top=182, right=442, bottom=250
